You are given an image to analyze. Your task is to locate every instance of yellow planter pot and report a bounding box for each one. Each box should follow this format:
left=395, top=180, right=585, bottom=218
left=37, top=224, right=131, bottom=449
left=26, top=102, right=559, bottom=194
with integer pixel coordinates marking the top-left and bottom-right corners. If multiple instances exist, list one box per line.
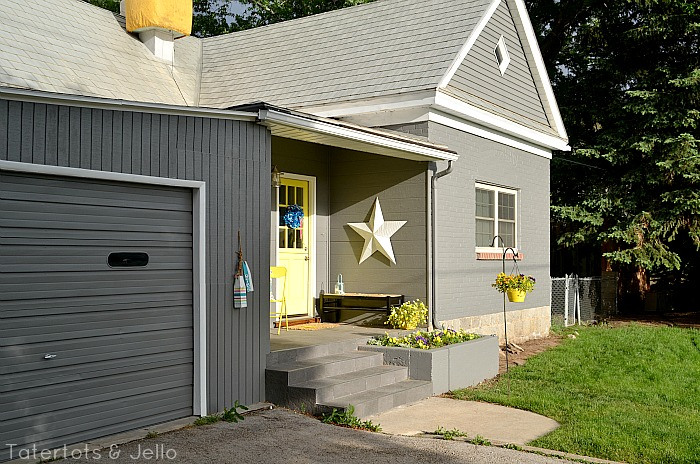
left=507, top=289, right=526, bottom=303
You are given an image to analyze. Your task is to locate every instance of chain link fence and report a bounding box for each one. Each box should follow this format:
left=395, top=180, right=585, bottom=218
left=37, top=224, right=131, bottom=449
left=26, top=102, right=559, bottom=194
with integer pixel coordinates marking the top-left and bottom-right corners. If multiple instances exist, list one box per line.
left=551, top=274, right=618, bottom=326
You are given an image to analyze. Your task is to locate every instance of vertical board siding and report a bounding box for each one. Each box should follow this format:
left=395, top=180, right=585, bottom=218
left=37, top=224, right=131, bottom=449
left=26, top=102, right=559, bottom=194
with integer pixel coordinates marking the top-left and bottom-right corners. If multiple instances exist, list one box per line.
left=445, top=1, right=552, bottom=134
left=429, top=121, right=551, bottom=321
left=0, top=98, right=271, bottom=414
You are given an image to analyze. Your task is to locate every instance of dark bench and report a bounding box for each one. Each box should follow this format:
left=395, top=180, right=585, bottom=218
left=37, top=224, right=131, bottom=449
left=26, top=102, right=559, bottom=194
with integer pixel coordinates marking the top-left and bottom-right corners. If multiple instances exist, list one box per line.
left=319, top=293, right=405, bottom=323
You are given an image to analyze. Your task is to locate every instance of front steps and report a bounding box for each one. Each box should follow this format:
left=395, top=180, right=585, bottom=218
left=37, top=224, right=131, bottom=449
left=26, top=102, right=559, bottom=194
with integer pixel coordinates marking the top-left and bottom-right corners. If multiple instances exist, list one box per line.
left=266, top=338, right=432, bottom=418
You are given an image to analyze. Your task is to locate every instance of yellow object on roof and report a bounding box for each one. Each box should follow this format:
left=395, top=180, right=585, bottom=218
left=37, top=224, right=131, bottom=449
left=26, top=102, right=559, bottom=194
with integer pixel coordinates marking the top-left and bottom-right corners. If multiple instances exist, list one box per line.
left=125, top=0, right=193, bottom=36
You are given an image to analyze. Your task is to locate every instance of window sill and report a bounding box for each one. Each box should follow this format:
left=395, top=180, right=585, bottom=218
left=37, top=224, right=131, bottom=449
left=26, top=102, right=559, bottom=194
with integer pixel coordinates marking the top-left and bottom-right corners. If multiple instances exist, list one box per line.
left=476, top=251, right=523, bottom=261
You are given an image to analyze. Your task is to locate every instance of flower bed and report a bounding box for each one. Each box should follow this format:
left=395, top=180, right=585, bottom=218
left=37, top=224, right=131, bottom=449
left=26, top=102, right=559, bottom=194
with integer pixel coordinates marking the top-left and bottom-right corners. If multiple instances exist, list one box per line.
left=361, top=332, right=499, bottom=395
left=367, top=329, right=480, bottom=350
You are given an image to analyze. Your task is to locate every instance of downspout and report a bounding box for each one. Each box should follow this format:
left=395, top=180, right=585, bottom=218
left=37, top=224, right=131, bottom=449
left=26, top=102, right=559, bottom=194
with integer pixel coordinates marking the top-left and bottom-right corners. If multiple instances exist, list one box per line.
left=430, top=160, right=454, bottom=330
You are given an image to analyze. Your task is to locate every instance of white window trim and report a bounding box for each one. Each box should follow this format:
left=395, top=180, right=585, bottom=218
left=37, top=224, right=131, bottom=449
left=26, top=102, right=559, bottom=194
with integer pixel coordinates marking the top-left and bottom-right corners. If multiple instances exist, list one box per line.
left=475, top=182, right=518, bottom=253
left=494, top=35, right=511, bottom=76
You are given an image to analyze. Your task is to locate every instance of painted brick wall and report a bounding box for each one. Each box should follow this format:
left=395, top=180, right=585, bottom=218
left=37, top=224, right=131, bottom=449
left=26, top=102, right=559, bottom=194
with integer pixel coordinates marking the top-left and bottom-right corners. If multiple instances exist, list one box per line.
left=329, top=149, right=429, bottom=302
left=381, top=122, right=429, bottom=139
left=428, top=121, right=551, bottom=321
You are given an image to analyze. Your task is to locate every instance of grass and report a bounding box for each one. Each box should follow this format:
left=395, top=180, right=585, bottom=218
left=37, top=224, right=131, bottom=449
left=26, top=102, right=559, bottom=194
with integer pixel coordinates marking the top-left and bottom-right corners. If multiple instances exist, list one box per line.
left=451, top=324, right=700, bottom=464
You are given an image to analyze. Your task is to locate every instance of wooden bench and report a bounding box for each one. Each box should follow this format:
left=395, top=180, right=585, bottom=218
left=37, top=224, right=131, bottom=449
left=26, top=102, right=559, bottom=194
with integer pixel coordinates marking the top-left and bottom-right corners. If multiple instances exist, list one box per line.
left=319, top=293, right=405, bottom=323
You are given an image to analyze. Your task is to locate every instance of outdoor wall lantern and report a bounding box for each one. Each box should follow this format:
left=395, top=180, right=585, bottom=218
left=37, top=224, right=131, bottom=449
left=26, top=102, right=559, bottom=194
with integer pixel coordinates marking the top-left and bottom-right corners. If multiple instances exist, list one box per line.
left=271, top=165, right=281, bottom=188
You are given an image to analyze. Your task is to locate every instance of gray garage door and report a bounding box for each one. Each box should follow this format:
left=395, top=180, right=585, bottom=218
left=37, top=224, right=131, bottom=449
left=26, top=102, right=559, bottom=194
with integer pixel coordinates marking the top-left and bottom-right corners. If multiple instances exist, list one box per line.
left=0, top=171, right=194, bottom=461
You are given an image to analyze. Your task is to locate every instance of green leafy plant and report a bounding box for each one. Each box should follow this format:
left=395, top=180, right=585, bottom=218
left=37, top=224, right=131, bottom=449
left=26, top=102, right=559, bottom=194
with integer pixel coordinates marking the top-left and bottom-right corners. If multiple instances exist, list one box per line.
left=434, top=426, right=467, bottom=441
left=469, top=435, right=491, bottom=446
left=193, top=400, right=248, bottom=426
left=144, top=431, right=158, bottom=439
left=503, top=443, right=522, bottom=451
left=386, top=300, right=428, bottom=329
left=321, top=405, right=381, bottom=432
left=368, top=329, right=479, bottom=350
left=492, top=273, right=536, bottom=293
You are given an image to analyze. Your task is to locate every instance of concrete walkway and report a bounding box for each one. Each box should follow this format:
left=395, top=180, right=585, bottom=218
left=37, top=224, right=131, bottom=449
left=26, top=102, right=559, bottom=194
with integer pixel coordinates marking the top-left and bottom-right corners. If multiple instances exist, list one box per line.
left=62, top=408, right=574, bottom=464
left=366, top=397, right=560, bottom=445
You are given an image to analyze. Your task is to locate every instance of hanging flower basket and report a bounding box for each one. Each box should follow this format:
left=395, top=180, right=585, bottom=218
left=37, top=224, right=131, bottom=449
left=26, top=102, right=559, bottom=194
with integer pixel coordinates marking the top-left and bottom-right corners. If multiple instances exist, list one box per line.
left=506, top=289, right=527, bottom=303
left=492, top=273, right=535, bottom=303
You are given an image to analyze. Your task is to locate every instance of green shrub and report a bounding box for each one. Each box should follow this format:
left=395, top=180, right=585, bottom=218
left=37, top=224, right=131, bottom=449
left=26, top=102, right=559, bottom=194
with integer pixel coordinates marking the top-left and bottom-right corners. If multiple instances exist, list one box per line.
left=386, top=300, right=428, bottom=329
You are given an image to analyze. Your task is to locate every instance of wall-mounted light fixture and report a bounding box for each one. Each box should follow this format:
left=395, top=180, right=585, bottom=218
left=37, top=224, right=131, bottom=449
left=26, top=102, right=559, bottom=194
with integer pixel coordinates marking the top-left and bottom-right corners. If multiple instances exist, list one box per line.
left=271, top=165, right=281, bottom=188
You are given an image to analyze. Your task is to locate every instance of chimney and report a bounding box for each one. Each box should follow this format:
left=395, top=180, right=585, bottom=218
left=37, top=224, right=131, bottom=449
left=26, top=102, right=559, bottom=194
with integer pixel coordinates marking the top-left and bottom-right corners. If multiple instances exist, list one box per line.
left=123, top=0, right=193, bottom=62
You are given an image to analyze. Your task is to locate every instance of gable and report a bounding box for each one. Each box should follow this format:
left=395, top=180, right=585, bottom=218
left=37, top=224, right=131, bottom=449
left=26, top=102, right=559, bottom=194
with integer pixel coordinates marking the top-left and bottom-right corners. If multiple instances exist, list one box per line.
left=441, top=0, right=554, bottom=135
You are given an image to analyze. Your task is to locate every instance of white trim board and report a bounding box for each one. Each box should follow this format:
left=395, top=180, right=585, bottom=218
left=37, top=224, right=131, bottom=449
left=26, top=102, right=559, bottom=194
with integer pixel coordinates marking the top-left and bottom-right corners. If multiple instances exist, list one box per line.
left=434, top=91, right=569, bottom=152
left=429, top=111, right=553, bottom=159
left=0, top=160, right=208, bottom=417
left=438, top=0, right=502, bottom=88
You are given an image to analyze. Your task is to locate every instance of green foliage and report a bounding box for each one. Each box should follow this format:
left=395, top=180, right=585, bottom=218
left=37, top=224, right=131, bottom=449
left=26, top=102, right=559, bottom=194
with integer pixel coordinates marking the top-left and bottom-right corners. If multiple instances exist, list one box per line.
left=192, top=0, right=375, bottom=37
left=503, top=443, right=523, bottom=451
left=528, top=0, right=700, bottom=301
left=85, top=0, right=120, bottom=13
left=368, top=329, right=479, bottom=350
left=451, top=324, right=700, bottom=463
left=433, top=426, right=467, bottom=441
left=470, top=435, right=491, bottom=446
left=193, top=400, right=248, bottom=425
left=321, top=405, right=381, bottom=432
left=386, top=300, right=428, bottom=330
left=144, top=431, right=158, bottom=439
left=491, top=273, right=536, bottom=293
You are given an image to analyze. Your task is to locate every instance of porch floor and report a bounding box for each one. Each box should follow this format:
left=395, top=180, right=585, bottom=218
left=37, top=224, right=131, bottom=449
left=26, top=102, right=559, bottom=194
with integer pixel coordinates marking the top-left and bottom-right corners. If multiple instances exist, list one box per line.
left=269, top=323, right=410, bottom=352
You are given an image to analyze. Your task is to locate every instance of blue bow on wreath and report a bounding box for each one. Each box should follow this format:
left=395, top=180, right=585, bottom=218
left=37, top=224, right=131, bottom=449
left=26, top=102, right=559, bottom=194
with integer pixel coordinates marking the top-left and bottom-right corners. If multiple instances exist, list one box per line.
left=283, top=204, right=304, bottom=229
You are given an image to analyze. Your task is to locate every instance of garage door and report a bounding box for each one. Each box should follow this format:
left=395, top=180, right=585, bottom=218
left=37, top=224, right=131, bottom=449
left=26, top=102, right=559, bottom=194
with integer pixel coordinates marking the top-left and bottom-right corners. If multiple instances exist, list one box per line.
left=0, top=171, right=194, bottom=461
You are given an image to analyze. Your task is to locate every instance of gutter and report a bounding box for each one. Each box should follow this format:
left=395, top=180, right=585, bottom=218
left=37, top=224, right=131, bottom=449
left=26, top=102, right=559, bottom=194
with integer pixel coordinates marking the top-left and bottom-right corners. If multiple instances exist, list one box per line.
left=430, top=160, right=454, bottom=330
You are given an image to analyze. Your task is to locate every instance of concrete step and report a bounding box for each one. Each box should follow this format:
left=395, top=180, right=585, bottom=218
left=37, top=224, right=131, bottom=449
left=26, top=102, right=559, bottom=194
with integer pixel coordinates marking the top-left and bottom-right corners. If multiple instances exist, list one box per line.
left=290, top=364, right=408, bottom=404
left=266, top=337, right=371, bottom=366
left=266, top=350, right=384, bottom=387
left=318, top=379, right=433, bottom=419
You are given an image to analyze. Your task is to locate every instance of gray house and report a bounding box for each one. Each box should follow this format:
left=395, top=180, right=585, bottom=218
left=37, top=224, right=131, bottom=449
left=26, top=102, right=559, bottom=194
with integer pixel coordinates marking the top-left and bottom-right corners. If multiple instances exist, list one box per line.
left=0, top=0, right=568, bottom=459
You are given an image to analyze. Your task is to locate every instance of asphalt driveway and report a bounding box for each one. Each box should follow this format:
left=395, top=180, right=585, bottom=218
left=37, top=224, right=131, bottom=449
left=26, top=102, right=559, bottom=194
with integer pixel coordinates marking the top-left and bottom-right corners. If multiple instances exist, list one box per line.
left=68, top=408, right=576, bottom=464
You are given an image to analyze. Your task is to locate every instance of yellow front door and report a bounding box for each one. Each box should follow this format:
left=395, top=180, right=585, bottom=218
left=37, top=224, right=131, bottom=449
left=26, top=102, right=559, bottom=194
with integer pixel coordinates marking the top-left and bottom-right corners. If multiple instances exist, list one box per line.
left=278, top=177, right=311, bottom=316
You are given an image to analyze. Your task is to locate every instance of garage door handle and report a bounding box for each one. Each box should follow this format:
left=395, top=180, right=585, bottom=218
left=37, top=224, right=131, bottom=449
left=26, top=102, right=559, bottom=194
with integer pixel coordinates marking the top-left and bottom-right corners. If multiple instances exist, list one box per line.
left=44, top=354, right=57, bottom=360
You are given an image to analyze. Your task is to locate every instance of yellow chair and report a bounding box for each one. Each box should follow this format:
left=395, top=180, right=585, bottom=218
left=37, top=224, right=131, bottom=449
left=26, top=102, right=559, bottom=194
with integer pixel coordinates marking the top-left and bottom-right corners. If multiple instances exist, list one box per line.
left=270, top=266, right=289, bottom=334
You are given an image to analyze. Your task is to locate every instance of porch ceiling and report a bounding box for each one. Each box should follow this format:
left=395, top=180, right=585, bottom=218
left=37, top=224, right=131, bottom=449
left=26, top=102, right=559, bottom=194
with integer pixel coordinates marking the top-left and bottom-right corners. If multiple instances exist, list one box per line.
left=249, top=104, right=458, bottom=162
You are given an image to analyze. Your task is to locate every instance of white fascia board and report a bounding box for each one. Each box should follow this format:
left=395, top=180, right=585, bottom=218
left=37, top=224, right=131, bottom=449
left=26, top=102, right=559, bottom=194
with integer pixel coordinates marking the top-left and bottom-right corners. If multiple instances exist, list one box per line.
left=429, top=111, right=553, bottom=159
left=259, top=108, right=458, bottom=161
left=438, top=0, right=502, bottom=88
left=0, top=86, right=257, bottom=121
left=507, top=0, right=568, bottom=141
left=434, top=91, right=570, bottom=152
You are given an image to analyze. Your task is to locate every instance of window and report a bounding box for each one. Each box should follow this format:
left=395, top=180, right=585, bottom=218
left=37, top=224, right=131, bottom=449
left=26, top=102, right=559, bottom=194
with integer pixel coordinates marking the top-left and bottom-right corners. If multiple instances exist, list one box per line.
left=475, top=183, right=517, bottom=248
left=494, top=35, right=511, bottom=76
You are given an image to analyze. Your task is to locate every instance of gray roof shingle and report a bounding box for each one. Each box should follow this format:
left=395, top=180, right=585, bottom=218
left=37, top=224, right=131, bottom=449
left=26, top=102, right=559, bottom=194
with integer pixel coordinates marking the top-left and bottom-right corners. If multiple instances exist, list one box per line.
left=198, top=0, right=490, bottom=109
left=0, top=0, right=200, bottom=106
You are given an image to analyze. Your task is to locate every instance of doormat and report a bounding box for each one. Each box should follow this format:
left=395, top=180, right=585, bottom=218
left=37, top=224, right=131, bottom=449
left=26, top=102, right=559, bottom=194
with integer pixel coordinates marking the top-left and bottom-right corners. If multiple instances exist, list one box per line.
left=289, top=322, right=340, bottom=331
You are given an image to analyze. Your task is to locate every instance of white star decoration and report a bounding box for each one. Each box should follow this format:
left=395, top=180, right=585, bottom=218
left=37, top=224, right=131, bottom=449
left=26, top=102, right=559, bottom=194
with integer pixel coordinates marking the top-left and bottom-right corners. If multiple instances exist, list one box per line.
left=348, top=198, right=406, bottom=264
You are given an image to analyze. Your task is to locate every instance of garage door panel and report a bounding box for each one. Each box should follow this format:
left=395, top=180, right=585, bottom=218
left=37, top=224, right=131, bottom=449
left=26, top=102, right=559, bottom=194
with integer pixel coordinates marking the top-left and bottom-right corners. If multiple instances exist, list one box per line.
left=0, top=171, right=195, bottom=460
left=2, top=350, right=194, bottom=393
left=1, top=365, right=193, bottom=420
left=3, top=386, right=193, bottom=445
left=0, top=292, right=193, bottom=317
left=1, top=198, right=194, bottom=222
left=1, top=176, right=192, bottom=211
left=0, top=328, right=193, bottom=369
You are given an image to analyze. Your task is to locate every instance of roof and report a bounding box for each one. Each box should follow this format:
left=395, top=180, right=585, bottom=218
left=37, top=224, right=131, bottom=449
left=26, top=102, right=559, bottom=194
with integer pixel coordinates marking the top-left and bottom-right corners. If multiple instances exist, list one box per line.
left=198, top=0, right=491, bottom=109
left=0, top=0, right=200, bottom=106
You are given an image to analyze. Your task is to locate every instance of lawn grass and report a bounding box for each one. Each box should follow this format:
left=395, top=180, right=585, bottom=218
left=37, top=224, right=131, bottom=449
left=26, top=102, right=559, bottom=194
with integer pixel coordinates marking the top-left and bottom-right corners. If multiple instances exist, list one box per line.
left=451, top=324, right=700, bottom=464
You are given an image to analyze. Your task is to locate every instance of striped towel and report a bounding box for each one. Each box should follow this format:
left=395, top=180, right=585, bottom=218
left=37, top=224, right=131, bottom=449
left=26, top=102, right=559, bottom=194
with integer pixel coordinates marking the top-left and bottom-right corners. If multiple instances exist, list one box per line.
left=234, top=275, right=247, bottom=308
